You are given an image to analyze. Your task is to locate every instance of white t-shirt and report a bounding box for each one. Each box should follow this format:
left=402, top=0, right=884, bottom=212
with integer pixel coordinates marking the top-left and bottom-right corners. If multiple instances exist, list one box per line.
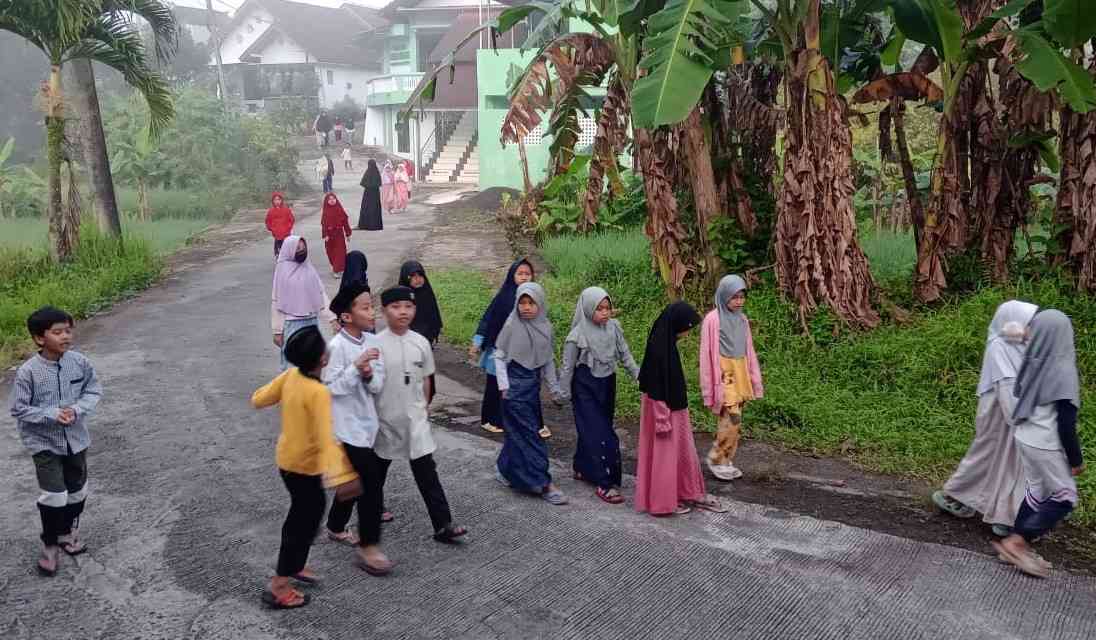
left=373, top=328, right=436, bottom=460
left=323, top=330, right=384, bottom=448
left=341, top=148, right=352, bottom=161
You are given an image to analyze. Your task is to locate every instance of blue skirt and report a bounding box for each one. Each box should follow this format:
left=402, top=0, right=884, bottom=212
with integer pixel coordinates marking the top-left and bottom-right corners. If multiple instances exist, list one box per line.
left=497, top=362, right=551, bottom=492
left=571, top=366, right=621, bottom=489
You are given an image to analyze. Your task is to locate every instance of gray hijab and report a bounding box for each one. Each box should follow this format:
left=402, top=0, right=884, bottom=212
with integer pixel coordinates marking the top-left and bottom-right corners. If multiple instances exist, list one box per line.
left=496, top=282, right=554, bottom=370
left=565, top=286, right=620, bottom=373
left=715, top=274, right=748, bottom=358
left=1013, top=309, right=1081, bottom=422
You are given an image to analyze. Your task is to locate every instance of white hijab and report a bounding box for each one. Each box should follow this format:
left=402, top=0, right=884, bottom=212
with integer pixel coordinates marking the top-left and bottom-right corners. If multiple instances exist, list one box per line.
left=976, top=300, right=1038, bottom=396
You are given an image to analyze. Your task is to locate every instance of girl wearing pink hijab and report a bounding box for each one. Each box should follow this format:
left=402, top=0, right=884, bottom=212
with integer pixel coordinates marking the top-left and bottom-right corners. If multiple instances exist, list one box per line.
left=393, top=163, right=410, bottom=212
left=380, top=161, right=396, bottom=212
left=272, top=236, right=336, bottom=368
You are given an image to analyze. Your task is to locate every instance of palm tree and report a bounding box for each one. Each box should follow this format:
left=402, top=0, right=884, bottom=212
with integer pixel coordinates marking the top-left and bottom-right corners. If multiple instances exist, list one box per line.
left=0, top=0, right=174, bottom=260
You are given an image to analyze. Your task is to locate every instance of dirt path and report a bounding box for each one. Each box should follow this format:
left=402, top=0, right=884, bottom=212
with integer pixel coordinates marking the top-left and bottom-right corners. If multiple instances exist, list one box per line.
left=415, top=201, right=1096, bottom=576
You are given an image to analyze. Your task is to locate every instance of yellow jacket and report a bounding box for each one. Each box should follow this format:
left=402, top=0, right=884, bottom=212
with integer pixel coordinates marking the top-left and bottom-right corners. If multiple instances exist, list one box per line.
left=251, top=368, right=357, bottom=487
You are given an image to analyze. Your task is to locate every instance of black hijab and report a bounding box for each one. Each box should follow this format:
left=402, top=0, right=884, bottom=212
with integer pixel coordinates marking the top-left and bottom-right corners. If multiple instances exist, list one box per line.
left=476, top=258, right=534, bottom=353
left=638, top=302, right=701, bottom=411
left=361, top=160, right=382, bottom=189
left=341, top=250, right=368, bottom=291
left=399, top=260, right=443, bottom=344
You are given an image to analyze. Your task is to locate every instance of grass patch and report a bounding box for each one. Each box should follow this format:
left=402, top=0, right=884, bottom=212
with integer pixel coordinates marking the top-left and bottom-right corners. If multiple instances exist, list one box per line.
left=0, top=225, right=162, bottom=366
left=0, top=216, right=210, bottom=255
left=433, top=227, right=1096, bottom=529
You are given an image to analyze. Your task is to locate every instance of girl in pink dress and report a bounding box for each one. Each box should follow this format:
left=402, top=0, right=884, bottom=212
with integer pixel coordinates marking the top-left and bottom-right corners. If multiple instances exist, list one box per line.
left=393, top=164, right=410, bottom=212
left=635, top=302, right=725, bottom=516
left=380, top=161, right=396, bottom=212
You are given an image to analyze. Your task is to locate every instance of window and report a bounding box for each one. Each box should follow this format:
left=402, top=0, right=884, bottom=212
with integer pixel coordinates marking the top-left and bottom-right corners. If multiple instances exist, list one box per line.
left=397, top=122, right=410, bottom=153
left=346, top=82, right=353, bottom=90
left=247, top=103, right=258, bottom=113
left=326, top=70, right=334, bottom=85
left=388, top=38, right=411, bottom=69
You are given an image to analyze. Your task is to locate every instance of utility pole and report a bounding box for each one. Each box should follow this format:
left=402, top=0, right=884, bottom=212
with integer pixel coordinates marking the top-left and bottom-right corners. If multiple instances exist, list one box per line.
left=206, top=0, right=228, bottom=105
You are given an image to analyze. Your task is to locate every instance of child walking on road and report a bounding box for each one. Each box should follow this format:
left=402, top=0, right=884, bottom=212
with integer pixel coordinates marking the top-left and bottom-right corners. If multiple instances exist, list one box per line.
left=9, top=306, right=102, bottom=576
left=494, top=283, right=568, bottom=505
left=636, top=302, right=725, bottom=517
left=251, top=325, right=334, bottom=609
left=993, top=310, right=1085, bottom=579
left=342, top=144, right=353, bottom=170
left=322, top=283, right=395, bottom=575
left=320, top=193, right=352, bottom=277
left=265, top=192, right=295, bottom=257
left=699, top=275, right=764, bottom=481
left=373, top=287, right=468, bottom=546
left=272, top=236, right=336, bottom=368
left=558, top=287, right=639, bottom=504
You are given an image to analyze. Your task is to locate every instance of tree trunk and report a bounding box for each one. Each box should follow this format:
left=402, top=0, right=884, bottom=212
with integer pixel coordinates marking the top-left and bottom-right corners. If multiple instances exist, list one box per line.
left=517, top=138, right=533, bottom=194
left=45, top=65, right=77, bottom=261
left=636, top=126, right=689, bottom=296
left=138, top=177, right=151, bottom=221
left=890, top=98, right=924, bottom=250
left=680, top=106, right=720, bottom=277
left=69, top=59, right=122, bottom=238
left=775, top=42, right=879, bottom=328
left=1056, top=54, right=1096, bottom=291
left=581, top=76, right=629, bottom=233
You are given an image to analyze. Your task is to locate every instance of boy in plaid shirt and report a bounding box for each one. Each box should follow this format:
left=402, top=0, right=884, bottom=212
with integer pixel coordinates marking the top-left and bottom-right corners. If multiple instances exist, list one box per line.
left=8, top=306, right=101, bottom=576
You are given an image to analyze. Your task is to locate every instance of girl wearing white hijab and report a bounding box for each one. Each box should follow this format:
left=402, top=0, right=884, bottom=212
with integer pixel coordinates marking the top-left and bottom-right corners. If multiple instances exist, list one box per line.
left=558, top=287, right=640, bottom=504
left=993, top=309, right=1084, bottom=579
left=493, top=283, right=567, bottom=505
left=698, top=275, right=764, bottom=481
left=932, top=300, right=1038, bottom=535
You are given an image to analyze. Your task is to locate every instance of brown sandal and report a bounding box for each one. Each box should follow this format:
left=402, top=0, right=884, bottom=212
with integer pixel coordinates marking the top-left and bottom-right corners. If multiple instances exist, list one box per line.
left=37, top=546, right=59, bottom=577
left=262, top=588, right=310, bottom=609
left=692, top=495, right=728, bottom=513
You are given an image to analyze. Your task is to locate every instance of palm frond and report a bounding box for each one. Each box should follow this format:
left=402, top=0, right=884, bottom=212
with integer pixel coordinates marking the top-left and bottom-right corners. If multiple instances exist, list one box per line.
left=68, top=17, right=174, bottom=137
left=0, top=0, right=101, bottom=60
left=103, top=0, right=179, bottom=61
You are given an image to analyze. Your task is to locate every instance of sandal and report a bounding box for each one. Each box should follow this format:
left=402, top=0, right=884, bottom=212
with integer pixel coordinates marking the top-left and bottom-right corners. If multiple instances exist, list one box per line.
left=596, top=487, right=625, bottom=504
left=692, top=495, right=728, bottom=513
left=262, top=588, right=311, bottom=609
left=674, top=504, right=692, bottom=515
left=355, top=555, right=393, bottom=576
left=327, top=528, right=359, bottom=546
left=433, top=524, right=469, bottom=544
left=37, top=546, right=59, bottom=577
left=539, top=426, right=552, bottom=439
left=932, top=490, right=976, bottom=519
left=58, top=533, right=87, bottom=556
left=481, top=423, right=504, bottom=434
left=290, top=570, right=321, bottom=586
left=542, top=489, right=568, bottom=505
left=991, top=540, right=1050, bottom=578
left=381, top=511, right=395, bottom=523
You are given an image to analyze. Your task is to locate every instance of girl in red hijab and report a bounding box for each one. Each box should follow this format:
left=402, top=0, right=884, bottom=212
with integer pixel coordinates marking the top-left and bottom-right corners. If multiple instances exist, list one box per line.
left=320, top=192, right=352, bottom=276
left=265, top=192, right=295, bottom=257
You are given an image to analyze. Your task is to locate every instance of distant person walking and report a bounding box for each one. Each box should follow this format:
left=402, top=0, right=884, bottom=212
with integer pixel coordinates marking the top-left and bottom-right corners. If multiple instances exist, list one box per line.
left=320, top=193, right=352, bottom=277
left=393, top=163, right=410, bottom=212
left=402, top=159, right=415, bottom=197
left=342, top=144, right=353, bottom=171
left=334, top=117, right=345, bottom=143
left=357, top=160, right=383, bottom=231
left=321, top=154, right=335, bottom=193
left=271, top=236, right=335, bottom=369
left=380, top=161, right=396, bottom=212
left=265, top=192, right=295, bottom=257
left=314, top=111, right=333, bottom=148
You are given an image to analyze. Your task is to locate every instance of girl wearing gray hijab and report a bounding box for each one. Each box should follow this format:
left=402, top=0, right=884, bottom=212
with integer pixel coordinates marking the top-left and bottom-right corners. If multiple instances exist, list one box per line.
left=493, top=283, right=567, bottom=505
left=558, top=287, right=640, bottom=504
left=992, top=309, right=1084, bottom=579
left=698, top=275, right=764, bottom=481
left=932, top=300, right=1037, bottom=535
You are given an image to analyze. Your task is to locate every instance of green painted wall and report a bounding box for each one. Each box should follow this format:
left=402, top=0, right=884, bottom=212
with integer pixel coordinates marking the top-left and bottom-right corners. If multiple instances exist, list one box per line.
left=476, top=49, right=552, bottom=190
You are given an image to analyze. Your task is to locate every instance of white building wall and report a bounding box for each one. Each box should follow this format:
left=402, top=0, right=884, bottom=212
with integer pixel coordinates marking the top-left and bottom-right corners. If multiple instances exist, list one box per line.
left=364, top=106, right=389, bottom=147
left=255, top=34, right=309, bottom=64
left=318, top=66, right=379, bottom=109
left=219, top=7, right=275, bottom=63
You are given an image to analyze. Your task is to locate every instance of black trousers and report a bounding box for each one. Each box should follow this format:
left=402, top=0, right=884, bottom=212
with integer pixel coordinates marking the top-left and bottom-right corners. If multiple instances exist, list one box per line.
left=481, top=374, right=502, bottom=427
left=326, top=444, right=387, bottom=545
left=1014, top=499, right=1073, bottom=542
left=277, top=470, right=326, bottom=577
left=33, top=448, right=87, bottom=545
left=273, top=238, right=284, bottom=257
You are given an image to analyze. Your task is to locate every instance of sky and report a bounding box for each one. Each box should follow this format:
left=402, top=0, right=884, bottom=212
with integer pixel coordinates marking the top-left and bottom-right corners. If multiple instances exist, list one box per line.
left=171, top=0, right=391, bottom=12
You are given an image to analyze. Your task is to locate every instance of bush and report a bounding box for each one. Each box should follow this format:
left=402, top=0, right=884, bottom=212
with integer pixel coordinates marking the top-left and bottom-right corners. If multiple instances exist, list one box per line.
left=432, top=227, right=1096, bottom=529
left=0, top=224, right=161, bottom=365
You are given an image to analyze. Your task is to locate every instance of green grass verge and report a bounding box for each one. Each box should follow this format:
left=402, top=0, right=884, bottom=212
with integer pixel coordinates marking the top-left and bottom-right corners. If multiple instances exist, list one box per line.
left=0, top=225, right=165, bottom=367
left=432, top=227, right=1096, bottom=529
left=0, top=217, right=210, bottom=255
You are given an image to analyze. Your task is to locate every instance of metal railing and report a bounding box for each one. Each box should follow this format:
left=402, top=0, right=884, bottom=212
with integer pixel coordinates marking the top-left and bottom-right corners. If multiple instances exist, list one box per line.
left=366, top=72, right=425, bottom=98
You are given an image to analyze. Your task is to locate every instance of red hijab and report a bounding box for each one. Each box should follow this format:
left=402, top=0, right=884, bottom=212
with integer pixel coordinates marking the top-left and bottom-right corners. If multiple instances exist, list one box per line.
left=320, top=192, right=348, bottom=231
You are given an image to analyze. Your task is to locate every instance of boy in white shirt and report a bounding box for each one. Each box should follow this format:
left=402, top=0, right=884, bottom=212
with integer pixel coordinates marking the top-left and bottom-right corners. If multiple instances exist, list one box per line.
left=322, top=282, right=393, bottom=575
left=374, top=286, right=468, bottom=548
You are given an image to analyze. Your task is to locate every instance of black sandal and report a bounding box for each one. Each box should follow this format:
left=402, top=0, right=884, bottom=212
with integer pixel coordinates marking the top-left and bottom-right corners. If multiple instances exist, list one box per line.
left=433, top=524, right=468, bottom=544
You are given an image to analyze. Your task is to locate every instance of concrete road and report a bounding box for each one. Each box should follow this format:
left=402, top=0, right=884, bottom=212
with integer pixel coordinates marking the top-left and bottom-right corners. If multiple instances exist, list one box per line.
left=1, top=169, right=1095, bottom=639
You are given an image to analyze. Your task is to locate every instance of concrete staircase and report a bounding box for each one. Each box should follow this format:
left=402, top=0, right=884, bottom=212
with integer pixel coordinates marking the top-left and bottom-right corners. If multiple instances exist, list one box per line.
left=425, top=113, right=479, bottom=184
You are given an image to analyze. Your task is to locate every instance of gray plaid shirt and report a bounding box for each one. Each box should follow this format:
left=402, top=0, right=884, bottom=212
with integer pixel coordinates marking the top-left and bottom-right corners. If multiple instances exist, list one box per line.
left=9, top=351, right=101, bottom=455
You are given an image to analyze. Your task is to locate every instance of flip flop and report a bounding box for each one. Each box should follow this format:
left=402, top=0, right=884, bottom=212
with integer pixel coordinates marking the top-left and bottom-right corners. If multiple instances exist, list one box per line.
left=433, top=524, right=469, bottom=544
left=932, top=490, right=976, bottom=519
left=291, top=572, right=321, bottom=586
left=596, top=487, right=625, bottom=504
left=542, top=490, right=568, bottom=505
left=991, top=540, right=1049, bottom=578
left=37, top=547, right=59, bottom=577
left=58, top=536, right=87, bottom=556
left=262, top=589, right=311, bottom=609
left=674, top=504, right=693, bottom=515
left=381, top=511, right=395, bottom=523
left=355, top=556, right=393, bottom=576
left=327, top=528, right=359, bottom=546
left=692, top=496, right=728, bottom=513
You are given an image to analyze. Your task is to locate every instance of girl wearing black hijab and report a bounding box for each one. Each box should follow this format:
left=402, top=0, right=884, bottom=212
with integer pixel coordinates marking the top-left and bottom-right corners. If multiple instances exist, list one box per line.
left=398, top=260, right=443, bottom=344
left=634, top=302, right=724, bottom=517
left=358, top=160, right=383, bottom=231
left=341, top=250, right=369, bottom=291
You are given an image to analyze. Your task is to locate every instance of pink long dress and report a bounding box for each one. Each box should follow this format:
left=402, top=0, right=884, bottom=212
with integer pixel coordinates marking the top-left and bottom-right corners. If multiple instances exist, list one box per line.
left=393, top=167, right=410, bottom=211
left=634, top=394, right=708, bottom=515
left=381, top=168, right=396, bottom=211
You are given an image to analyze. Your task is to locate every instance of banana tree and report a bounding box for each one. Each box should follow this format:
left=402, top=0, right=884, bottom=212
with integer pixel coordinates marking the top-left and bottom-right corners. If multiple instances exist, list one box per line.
left=749, top=0, right=882, bottom=327
left=0, top=0, right=175, bottom=261
left=886, top=0, right=1096, bottom=300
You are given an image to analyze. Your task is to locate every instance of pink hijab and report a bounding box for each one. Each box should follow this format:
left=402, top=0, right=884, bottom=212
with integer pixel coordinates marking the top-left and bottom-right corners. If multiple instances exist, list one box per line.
left=272, top=235, right=325, bottom=316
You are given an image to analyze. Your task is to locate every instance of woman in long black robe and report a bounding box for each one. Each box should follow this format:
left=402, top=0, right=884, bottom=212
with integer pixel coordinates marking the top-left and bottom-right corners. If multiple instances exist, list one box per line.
left=358, top=159, right=383, bottom=230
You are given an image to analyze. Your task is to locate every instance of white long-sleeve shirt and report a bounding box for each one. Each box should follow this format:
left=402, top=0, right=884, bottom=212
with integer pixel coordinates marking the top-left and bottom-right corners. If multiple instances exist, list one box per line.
left=323, top=329, right=385, bottom=448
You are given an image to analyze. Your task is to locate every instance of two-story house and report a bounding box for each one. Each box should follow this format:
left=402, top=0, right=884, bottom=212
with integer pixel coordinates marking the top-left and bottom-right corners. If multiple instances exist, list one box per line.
left=212, top=0, right=388, bottom=114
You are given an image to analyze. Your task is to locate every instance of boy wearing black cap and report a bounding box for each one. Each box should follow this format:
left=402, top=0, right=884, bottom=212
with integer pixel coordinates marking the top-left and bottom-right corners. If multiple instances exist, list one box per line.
left=322, top=282, right=395, bottom=575
left=251, top=325, right=334, bottom=609
left=374, top=286, right=468, bottom=545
